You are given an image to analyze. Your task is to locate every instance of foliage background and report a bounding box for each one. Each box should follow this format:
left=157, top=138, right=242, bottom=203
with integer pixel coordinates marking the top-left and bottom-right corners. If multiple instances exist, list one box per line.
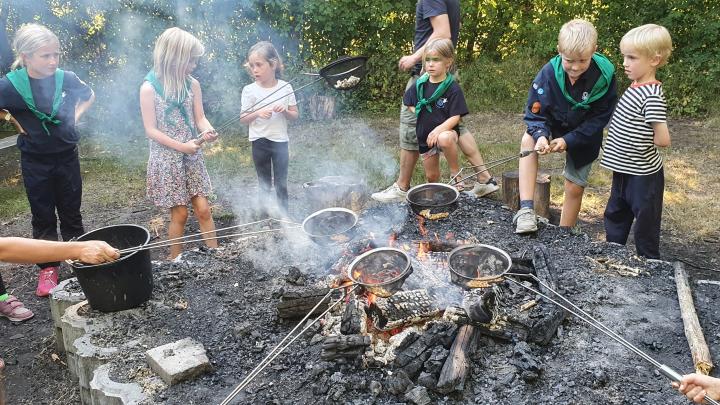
left=3, top=0, right=719, bottom=135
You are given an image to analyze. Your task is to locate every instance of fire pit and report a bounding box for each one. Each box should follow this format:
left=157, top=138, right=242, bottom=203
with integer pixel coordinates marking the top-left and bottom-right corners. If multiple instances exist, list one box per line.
left=302, top=207, right=358, bottom=245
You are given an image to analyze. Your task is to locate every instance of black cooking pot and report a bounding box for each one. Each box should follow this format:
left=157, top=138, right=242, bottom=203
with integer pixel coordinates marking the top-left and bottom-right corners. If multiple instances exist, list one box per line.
left=448, top=244, right=512, bottom=290
left=302, top=207, right=358, bottom=245
left=347, top=247, right=412, bottom=298
left=69, top=224, right=153, bottom=312
left=406, top=183, right=459, bottom=219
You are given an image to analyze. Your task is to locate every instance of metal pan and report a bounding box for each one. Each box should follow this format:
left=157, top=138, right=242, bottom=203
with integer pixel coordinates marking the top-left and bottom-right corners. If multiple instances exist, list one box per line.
left=302, top=207, right=358, bottom=246
left=406, top=182, right=459, bottom=220
left=448, top=244, right=512, bottom=289
left=347, top=247, right=413, bottom=297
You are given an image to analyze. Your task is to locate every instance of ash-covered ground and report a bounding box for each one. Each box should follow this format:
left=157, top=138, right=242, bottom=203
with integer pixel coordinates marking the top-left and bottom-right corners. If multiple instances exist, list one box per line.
left=70, top=195, right=719, bottom=404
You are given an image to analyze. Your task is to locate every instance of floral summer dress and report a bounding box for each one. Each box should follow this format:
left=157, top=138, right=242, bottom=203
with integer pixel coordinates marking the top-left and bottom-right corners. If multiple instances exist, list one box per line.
left=146, top=87, right=212, bottom=208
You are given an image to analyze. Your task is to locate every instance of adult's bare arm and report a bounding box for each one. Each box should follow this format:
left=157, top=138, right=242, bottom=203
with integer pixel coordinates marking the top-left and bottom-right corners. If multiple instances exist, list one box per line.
left=0, top=237, right=120, bottom=264
left=399, top=14, right=451, bottom=71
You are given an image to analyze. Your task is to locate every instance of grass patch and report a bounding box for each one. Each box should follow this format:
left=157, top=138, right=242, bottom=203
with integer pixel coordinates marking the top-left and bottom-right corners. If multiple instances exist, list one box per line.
left=0, top=174, right=28, bottom=219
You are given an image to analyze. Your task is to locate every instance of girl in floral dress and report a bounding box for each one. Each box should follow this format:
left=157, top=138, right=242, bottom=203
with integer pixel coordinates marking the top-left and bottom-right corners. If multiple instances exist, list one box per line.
left=140, top=27, right=219, bottom=259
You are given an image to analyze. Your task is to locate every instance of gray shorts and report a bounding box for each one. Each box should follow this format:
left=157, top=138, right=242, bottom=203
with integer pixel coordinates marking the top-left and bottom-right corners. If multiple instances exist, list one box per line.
left=399, top=74, right=469, bottom=151
left=563, top=153, right=592, bottom=187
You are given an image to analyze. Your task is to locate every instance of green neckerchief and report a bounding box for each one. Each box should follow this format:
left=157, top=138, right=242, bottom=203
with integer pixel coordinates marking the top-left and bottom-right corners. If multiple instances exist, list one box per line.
left=144, top=70, right=196, bottom=137
left=6, top=67, right=64, bottom=135
left=550, top=53, right=615, bottom=110
left=415, top=72, right=454, bottom=117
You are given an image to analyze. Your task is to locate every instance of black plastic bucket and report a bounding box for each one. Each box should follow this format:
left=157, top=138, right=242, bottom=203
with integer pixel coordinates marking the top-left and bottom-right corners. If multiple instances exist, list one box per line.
left=70, top=224, right=153, bottom=312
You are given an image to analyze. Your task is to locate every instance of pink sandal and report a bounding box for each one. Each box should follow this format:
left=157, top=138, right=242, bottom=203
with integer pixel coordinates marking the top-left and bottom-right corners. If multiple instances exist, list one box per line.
left=0, top=295, right=34, bottom=322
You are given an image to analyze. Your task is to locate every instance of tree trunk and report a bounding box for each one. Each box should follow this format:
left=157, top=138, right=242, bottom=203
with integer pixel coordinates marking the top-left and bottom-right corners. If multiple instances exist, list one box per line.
left=502, top=170, right=551, bottom=218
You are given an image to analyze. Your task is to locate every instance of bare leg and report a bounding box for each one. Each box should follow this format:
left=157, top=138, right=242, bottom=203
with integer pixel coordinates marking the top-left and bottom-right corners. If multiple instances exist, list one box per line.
left=191, top=196, right=218, bottom=248
left=437, top=131, right=460, bottom=178
left=519, top=133, right=539, bottom=201
left=421, top=153, right=441, bottom=183
left=458, top=133, right=492, bottom=182
left=397, top=149, right=419, bottom=191
left=168, top=206, right=189, bottom=260
left=560, top=179, right=584, bottom=227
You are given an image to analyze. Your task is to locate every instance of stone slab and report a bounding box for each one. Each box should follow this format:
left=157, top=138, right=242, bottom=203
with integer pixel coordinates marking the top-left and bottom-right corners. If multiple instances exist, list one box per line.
left=145, top=338, right=211, bottom=385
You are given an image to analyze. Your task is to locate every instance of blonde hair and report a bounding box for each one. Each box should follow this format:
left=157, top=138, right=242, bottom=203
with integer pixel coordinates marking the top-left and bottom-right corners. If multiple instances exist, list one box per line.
left=152, top=27, right=205, bottom=102
left=620, top=24, right=672, bottom=67
left=245, top=41, right=284, bottom=78
left=11, top=23, right=60, bottom=70
left=422, top=38, right=456, bottom=74
left=557, top=19, right=597, bottom=56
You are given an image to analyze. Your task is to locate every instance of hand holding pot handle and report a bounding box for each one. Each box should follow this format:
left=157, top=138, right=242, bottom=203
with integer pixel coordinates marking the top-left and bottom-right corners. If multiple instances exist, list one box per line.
left=75, top=241, right=120, bottom=264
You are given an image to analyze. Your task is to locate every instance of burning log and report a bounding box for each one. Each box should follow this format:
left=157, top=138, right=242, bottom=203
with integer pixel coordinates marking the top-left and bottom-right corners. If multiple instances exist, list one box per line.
left=341, top=296, right=366, bottom=335
left=321, top=334, right=371, bottom=361
left=370, top=289, right=440, bottom=331
left=502, top=170, right=551, bottom=218
left=673, top=261, right=714, bottom=375
left=436, top=324, right=476, bottom=394
left=276, top=287, right=331, bottom=319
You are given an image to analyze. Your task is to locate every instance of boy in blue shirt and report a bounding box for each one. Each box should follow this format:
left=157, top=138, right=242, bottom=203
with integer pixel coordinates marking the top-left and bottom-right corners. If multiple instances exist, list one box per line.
left=514, top=19, right=618, bottom=234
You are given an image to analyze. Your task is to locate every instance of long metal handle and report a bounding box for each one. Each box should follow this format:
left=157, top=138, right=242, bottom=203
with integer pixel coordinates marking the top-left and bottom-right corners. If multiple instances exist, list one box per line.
left=449, top=150, right=536, bottom=186
left=504, top=274, right=720, bottom=405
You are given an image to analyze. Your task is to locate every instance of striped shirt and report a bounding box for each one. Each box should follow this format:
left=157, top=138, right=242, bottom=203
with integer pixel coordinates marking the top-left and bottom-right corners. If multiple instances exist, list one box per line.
left=601, top=82, right=666, bottom=175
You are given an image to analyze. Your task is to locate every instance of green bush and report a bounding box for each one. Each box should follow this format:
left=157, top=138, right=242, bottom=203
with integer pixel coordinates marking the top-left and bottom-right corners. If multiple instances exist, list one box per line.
left=4, top=1, right=719, bottom=123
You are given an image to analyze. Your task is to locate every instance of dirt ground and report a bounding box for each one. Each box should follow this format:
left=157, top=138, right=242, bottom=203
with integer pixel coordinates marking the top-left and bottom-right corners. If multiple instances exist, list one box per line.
left=0, top=113, right=719, bottom=404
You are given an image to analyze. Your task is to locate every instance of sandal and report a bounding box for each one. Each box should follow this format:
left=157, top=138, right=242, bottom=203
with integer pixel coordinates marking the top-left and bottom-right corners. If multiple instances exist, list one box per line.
left=450, top=174, right=465, bottom=192
left=0, top=295, right=34, bottom=322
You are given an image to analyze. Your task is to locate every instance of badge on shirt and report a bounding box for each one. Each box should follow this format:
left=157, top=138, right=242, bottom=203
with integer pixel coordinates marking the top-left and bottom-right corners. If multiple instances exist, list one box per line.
left=531, top=101, right=541, bottom=114
left=532, top=83, right=538, bottom=90
left=436, top=98, right=447, bottom=108
left=537, top=88, right=544, bottom=95
left=582, top=91, right=589, bottom=101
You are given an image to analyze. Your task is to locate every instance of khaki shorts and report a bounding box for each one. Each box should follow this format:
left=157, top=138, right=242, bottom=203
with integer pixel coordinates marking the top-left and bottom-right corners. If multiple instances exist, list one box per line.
left=399, top=74, right=469, bottom=151
left=563, top=152, right=592, bottom=187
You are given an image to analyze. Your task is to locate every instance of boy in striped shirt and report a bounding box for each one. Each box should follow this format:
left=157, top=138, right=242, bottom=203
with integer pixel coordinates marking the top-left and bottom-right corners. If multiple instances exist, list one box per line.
left=600, top=24, right=673, bottom=259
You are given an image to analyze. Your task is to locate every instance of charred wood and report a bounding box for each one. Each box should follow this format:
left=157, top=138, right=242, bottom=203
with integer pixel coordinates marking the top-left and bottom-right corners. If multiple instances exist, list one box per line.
left=528, top=246, right=566, bottom=345
left=276, top=287, right=331, bottom=319
left=436, top=324, right=477, bottom=394
left=321, top=334, right=371, bottom=361
left=394, top=322, right=457, bottom=379
left=341, top=296, right=366, bottom=335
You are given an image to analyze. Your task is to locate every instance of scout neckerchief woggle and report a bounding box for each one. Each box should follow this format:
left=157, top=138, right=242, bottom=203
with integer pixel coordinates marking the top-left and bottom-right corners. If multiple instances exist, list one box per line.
left=6, top=67, right=64, bottom=135
left=550, top=53, right=615, bottom=110
left=415, top=72, right=454, bottom=117
left=144, top=70, right=197, bottom=137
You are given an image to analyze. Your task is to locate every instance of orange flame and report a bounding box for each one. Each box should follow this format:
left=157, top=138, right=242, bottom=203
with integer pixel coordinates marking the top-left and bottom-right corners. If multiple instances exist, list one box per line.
left=417, top=241, right=431, bottom=261
left=417, top=215, right=428, bottom=237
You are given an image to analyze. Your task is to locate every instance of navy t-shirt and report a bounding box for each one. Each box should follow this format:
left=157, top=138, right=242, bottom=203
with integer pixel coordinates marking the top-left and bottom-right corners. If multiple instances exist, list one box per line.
left=404, top=79, right=468, bottom=153
left=0, top=70, right=93, bottom=154
left=413, top=0, right=461, bottom=74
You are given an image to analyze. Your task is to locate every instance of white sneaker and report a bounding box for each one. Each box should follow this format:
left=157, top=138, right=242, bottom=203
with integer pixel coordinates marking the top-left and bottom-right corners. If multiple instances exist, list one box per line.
left=371, top=182, right=407, bottom=203
left=513, top=207, right=538, bottom=234
left=468, top=179, right=500, bottom=198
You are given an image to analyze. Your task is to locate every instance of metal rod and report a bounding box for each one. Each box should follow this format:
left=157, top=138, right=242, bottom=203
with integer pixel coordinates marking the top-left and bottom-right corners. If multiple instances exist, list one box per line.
left=504, top=273, right=720, bottom=405
left=122, top=219, right=279, bottom=253
left=117, top=227, right=300, bottom=256
left=449, top=151, right=533, bottom=186
left=220, top=285, right=358, bottom=404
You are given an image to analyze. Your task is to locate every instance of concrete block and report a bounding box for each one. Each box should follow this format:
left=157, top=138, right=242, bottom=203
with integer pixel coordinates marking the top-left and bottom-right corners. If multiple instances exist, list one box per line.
left=145, top=338, right=211, bottom=385
left=74, top=334, right=118, bottom=389
left=90, top=364, right=146, bottom=405
left=50, top=278, right=86, bottom=352
left=60, top=301, right=111, bottom=380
